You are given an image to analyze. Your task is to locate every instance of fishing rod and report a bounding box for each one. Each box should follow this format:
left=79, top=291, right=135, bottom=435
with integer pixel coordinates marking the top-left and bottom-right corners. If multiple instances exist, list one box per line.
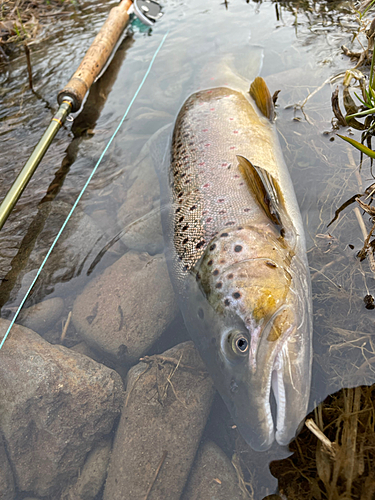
left=0, top=0, right=163, bottom=232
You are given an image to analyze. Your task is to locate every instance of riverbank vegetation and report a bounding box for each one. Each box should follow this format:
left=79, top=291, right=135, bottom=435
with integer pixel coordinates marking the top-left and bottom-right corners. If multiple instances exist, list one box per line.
left=0, top=0, right=75, bottom=62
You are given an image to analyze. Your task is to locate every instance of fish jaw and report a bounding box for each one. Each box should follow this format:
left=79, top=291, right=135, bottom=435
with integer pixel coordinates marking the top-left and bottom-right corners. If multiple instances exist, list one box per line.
left=193, top=226, right=312, bottom=451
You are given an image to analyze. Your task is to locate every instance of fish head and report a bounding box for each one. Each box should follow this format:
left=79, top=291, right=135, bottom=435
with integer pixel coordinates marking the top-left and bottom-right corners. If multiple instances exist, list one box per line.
left=194, top=225, right=312, bottom=451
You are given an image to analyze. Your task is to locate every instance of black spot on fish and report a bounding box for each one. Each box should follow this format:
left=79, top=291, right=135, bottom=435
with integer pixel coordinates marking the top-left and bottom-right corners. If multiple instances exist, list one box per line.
left=213, top=269, right=219, bottom=276
left=183, top=264, right=189, bottom=271
left=183, top=238, right=189, bottom=245
left=219, top=210, right=226, bottom=215
left=266, top=261, right=277, bottom=268
left=234, top=245, right=242, bottom=253
left=190, top=205, right=197, bottom=211
left=176, top=208, right=181, bottom=213
left=210, top=244, right=216, bottom=251
left=237, top=226, right=243, bottom=230
left=178, top=192, right=183, bottom=198
left=179, top=216, right=184, bottom=223
left=225, top=221, right=235, bottom=226
left=220, top=233, right=229, bottom=238
left=181, top=173, right=186, bottom=178
left=227, top=273, right=234, bottom=279
left=215, top=282, right=223, bottom=289
left=224, top=299, right=230, bottom=306
left=244, top=208, right=250, bottom=212
left=196, top=240, right=205, bottom=249
left=233, top=292, right=241, bottom=299
left=198, top=308, right=204, bottom=319
left=207, top=260, right=213, bottom=266
left=182, top=225, right=189, bottom=231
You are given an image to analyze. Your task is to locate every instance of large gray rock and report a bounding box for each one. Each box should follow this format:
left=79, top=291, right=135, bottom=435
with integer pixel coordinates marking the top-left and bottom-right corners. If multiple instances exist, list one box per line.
left=103, top=342, right=215, bottom=500
left=182, top=441, right=247, bottom=500
left=0, top=319, right=124, bottom=498
left=0, top=433, right=15, bottom=500
left=72, top=251, right=178, bottom=362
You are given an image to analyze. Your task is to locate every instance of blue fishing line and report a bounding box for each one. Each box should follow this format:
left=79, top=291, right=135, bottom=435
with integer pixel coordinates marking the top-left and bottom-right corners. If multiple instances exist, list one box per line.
left=0, top=30, right=169, bottom=350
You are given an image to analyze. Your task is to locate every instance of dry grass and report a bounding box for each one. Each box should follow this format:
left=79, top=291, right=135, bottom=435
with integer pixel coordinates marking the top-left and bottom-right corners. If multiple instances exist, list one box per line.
left=0, top=0, right=75, bottom=61
left=270, top=387, right=375, bottom=500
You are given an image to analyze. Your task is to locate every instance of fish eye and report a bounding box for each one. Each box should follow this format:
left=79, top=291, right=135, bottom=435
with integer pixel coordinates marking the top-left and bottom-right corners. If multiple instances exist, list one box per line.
left=226, top=330, right=250, bottom=356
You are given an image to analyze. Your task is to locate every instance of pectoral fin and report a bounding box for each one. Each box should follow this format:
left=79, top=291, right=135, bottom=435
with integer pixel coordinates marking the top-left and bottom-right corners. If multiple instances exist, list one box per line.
left=237, top=155, right=284, bottom=227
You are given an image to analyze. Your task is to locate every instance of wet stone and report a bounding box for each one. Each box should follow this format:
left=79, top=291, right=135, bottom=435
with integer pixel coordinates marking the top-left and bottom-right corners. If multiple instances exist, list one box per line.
left=16, top=297, right=64, bottom=334
left=103, top=341, right=215, bottom=500
left=72, top=251, right=178, bottom=362
left=120, top=206, right=164, bottom=255
left=0, top=432, right=15, bottom=500
left=2, top=201, right=106, bottom=308
left=0, top=319, right=124, bottom=498
left=181, top=440, right=247, bottom=500
left=61, top=437, right=112, bottom=500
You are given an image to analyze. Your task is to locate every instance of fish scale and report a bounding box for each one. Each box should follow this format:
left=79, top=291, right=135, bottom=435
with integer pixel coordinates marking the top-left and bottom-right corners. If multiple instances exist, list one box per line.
left=171, top=87, right=274, bottom=272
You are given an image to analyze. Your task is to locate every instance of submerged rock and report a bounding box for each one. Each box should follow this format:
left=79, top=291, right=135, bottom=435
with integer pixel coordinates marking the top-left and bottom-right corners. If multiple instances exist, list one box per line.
left=117, top=147, right=160, bottom=228
left=16, top=297, right=64, bottom=333
left=103, top=341, right=215, bottom=500
left=120, top=206, right=164, bottom=255
left=61, top=437, right=112, bottom=500
left=181, top=441, right=247, bottom=500
left=0, top=319, right=124, bottom=498
left=1, top=201, right=106, bottom=309
left=0, top=433, right=15, bottom=500
left=72, top=251, right=178, bottom=362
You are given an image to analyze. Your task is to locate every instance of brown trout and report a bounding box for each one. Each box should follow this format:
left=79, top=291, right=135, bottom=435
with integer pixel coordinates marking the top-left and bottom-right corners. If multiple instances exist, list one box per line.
left=159, top=77, right=312, bottom=451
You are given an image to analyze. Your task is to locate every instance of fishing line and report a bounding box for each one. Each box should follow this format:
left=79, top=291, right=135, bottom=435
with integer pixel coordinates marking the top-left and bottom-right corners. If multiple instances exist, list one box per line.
left=0, top=30, right=169, bottom=350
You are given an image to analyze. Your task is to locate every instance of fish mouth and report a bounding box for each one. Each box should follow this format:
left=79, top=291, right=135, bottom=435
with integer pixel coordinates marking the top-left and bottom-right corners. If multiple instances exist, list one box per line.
left=232, top=312, right=311, bottom=452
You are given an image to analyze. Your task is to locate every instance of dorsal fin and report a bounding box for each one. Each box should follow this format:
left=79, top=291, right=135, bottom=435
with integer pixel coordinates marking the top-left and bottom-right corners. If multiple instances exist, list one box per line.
left=249, top=77, right=274, bottom=121
left=237, top=155, right=283, bottom=229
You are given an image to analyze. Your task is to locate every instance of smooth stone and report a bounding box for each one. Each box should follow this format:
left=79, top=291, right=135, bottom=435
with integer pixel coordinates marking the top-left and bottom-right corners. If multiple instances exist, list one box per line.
left=0, top=433, right=15, bottom=500
left=103, top=341, right=215, bottom=500
left=120, top=206, right=164, bottom=255
left=72, top=251, right=178, bottom=362
left=181, top=441, right=247, bottom=500
left=117, top=150, right=160, bottom=228
left=5, top=201, right=105, bottom=308
left=62, top=437, right=112, bottom=500
left=16, top=297, right=64, bottom=333
left=0, top=319, right=124, bottom=498
left=69, top=341, right=103, bottom=364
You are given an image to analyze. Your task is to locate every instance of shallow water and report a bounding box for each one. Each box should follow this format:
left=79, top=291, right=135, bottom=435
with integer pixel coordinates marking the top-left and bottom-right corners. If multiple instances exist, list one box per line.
left=1, top=0, right=375, bottom=498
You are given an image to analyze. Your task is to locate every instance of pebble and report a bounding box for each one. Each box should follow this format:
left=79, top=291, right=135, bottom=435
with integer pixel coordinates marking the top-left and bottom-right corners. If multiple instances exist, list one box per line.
left=72, top=251, right=178, bottom=362
left=103, top=341, right=215, bottom=500
left=0, top=319, right=124, bottom=498
left=16, top=297, right=64, bottom=333
left=181, top=440, right=247, bottom=500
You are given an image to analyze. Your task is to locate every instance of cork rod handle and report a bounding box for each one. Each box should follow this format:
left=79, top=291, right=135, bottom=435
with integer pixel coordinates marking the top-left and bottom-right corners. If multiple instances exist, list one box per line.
left=58, top=0, right=133, bottom=112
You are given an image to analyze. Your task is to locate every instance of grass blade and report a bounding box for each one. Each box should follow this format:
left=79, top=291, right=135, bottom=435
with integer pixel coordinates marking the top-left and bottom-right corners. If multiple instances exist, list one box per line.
left=337, top=134, right=375, bottom=159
